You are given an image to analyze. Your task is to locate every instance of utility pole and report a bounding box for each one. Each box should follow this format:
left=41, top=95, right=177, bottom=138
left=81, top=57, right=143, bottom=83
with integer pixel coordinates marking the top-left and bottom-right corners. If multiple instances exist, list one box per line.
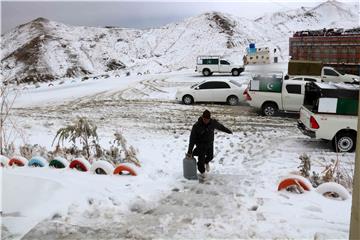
left=349, top=98, right=360, bottom=239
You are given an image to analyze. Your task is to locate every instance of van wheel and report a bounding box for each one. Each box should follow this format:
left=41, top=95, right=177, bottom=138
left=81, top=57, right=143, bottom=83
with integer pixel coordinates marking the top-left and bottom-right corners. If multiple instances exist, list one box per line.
left=202, top=69, right=211, bottom=76
left=333, top=132, right=356, bottom=152
left=232, top=69, right=240, bottom=76
left=262, top=103, right=277, bottom=116
left=227, top=96, right=239, bottom=106
left=182, top=95, right=194, bottom=105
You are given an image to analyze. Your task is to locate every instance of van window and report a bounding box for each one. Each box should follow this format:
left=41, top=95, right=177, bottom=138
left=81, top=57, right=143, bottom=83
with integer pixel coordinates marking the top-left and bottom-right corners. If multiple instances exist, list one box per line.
left=198, top=81, right=230, bottom=89
left=286, top=84, right=302, bottom=94
left=220, top=60, right=230, bottom=65
left=202, top=59, right=219, bottom=65
left=324, top=69, right=339, bottom=76
left=304, top=78, right=317, bottom=82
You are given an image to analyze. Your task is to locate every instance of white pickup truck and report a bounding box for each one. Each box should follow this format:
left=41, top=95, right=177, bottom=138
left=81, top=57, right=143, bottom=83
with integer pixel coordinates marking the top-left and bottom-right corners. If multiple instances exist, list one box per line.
left=297, top=82, right=358, bottom=152
left=244, top=72, right=309, bottom=116
left=196, top=56, right=245, bottom=76
left=288, top=60, right=359, bottom=83
left=321, top=66, right=359, bottom=83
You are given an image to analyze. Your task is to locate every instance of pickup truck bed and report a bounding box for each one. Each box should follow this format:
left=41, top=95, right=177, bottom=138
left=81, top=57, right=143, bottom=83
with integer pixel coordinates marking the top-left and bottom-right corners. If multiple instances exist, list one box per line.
left=297, top=106, right=357, bottom=152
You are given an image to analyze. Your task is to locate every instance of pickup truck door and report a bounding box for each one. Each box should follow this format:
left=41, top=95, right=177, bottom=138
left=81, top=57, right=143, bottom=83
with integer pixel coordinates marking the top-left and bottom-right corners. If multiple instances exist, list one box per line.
left=219, top=60, right=231, bottom=73
left=282, top=83, right=304, bottom=111
left=322, top=68, right=340, bottom=82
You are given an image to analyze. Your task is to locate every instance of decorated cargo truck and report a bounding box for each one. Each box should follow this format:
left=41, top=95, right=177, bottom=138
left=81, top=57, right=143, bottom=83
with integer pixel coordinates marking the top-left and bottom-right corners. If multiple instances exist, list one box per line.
left=298, top=82, right=358, bottom=152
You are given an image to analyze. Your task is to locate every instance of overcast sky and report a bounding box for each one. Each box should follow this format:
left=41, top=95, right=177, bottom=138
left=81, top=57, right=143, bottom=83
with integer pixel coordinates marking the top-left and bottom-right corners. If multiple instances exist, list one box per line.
left=1, top=0, right=357, bottom=34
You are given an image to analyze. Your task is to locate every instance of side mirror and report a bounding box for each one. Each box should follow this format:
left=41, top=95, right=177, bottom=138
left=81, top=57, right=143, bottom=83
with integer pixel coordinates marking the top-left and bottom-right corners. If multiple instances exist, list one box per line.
left=195, top=87, right=199, bottom=90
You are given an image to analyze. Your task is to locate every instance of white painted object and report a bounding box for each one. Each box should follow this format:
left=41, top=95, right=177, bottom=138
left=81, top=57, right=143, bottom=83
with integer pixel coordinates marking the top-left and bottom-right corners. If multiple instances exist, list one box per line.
left=316, top=182, right=351, bottom=200
left=90, top=160, right=115, bottom=175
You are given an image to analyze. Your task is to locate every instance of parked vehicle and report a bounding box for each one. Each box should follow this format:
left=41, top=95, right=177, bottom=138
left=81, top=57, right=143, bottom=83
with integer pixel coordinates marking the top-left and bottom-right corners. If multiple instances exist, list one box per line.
left=176, top=79, right=243, bottom=105
left=288, top=60, right=359, bottom=83
left=196, top=56, right=245, bottom=76
left=297, top=82, right=358, bottom=152
left=321, top=66, right=359, bottom=83
left=244, top=72, right=307, bottom=116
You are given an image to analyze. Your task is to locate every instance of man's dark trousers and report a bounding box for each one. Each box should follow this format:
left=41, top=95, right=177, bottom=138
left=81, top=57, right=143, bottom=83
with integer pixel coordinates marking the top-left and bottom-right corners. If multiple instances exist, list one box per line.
left=193, top=143, right=214, bottom=173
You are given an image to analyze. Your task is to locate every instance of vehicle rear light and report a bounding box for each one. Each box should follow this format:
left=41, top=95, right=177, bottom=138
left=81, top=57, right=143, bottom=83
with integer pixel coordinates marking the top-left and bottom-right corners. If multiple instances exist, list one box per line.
left=243, top=88, right=252, bottom=101
left=310, top=116, right=319, bottom=129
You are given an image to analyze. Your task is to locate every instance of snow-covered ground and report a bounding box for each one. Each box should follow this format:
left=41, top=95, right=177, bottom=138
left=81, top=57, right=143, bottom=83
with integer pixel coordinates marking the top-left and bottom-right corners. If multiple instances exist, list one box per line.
left=1, top=67, right=355, bottom=239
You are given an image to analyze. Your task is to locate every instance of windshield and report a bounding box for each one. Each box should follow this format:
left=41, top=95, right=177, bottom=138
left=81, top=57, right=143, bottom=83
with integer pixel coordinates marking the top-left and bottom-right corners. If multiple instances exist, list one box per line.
left=337, top=69, right=345, bottom=75
left=229, top=80, right=242, bottom=87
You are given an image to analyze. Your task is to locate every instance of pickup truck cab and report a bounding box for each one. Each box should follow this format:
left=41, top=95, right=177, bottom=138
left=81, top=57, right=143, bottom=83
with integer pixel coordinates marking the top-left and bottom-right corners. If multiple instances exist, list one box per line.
left=297, top=82, right=358, bottom=152
left=196, top=56, right=245, bottom=76
left=244, top=72, right=307, bottom=116
left=321, top=66, right=359, bottom=83
left=288, top=60, right=359, bottom=83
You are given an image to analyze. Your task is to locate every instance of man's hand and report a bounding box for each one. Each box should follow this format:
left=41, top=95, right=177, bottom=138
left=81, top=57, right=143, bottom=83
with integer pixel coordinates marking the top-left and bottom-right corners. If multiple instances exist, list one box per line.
left=186, top=152, right=192, bottom=159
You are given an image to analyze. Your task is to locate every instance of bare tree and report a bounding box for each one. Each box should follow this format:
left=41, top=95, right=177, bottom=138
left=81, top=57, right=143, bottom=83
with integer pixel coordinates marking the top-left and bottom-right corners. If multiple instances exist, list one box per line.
left=0, top=77, right=20, bottom=155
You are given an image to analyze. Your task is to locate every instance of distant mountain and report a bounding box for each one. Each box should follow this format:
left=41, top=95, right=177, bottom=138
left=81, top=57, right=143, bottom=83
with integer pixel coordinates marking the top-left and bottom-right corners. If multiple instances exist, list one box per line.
left=1, top=0, right=359, bottom=83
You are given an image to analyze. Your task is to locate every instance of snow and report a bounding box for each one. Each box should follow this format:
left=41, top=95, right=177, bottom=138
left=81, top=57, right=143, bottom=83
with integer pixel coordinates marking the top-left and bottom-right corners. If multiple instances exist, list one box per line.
left=1, top=66, right=355, bottom=239
left=1, top=1, right=358, bottom=238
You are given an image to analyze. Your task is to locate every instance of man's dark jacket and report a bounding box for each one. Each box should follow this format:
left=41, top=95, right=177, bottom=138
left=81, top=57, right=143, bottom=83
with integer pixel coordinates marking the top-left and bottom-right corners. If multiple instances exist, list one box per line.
left=187, top=117, right=232, bottom=154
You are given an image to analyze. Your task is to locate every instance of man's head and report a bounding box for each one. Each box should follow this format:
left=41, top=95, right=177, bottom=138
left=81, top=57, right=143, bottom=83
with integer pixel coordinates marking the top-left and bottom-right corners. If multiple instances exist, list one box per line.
left=202, top=110, right=211, bottom=124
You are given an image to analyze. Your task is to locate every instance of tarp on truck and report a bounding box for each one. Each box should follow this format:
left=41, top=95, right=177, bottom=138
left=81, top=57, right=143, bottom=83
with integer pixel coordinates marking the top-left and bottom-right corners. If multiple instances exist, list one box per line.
left=250, top=72, right=283, bottom=93
left=288, top=60, right=323, bottom=76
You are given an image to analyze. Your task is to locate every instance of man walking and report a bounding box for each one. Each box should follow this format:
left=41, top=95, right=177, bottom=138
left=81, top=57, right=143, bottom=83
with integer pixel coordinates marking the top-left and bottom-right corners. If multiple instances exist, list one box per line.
left=187, top=110, right=232, bottom=180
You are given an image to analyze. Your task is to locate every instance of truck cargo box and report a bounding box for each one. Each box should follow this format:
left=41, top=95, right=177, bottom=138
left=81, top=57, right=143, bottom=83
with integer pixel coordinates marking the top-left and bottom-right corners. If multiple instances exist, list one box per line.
left=304, top=82, right=359, bottom=115
left=288, top=60, right=323, bottom=76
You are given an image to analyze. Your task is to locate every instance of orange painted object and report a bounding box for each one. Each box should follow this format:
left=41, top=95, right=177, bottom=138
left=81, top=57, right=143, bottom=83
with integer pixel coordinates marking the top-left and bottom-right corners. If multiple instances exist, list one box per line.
left=113, top=164, right=137, bottom=176
left=278, top=178, right=311, bottom=191
left=9, top=159, right=25, bottom=167
left=69, top=160, right=89, bottom=172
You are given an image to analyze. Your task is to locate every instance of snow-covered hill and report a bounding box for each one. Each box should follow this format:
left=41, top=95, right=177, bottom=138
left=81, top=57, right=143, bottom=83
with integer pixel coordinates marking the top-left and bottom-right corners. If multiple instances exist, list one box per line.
left=1, top=0, right=359, bottom=83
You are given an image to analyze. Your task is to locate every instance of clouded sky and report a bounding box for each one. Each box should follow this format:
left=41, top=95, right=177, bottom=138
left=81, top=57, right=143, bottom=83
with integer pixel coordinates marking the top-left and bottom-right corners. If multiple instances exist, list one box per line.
left=1, top=0, right=357, bottom=34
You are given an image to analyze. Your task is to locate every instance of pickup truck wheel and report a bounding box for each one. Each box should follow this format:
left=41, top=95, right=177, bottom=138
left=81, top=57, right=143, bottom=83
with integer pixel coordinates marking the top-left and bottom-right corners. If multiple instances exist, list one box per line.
left=333, top=133, right=356, bottom=152
left=227, top=96, right=239, bottom=106
left=231, top=69, right=240, bottom=76
left=262, top=103, right=277, bottom=116
left=202, top=69, right=211, bottom=76
left=182, top=95, right=194, bottom=105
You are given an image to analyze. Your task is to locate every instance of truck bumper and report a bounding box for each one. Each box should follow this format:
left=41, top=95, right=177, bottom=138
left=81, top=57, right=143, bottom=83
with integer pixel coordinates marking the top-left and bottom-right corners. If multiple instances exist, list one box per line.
left=297, top=120, right=315, bottom=138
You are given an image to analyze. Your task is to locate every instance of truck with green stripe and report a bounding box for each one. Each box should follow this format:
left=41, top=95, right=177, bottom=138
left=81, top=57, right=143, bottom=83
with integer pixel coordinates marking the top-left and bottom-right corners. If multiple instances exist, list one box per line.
left=297, top=82, right=358, bottom=152
left=243, top=72, right=309, bottom=116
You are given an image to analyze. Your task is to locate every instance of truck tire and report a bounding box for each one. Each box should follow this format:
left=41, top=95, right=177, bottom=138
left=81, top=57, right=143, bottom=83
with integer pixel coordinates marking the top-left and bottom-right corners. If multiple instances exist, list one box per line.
left=231, top=69, right=240, bottom=76
left=202, top=69, right=211, bottom=76
left=69, top=158, right=91, bottom=172
left=227, top=95, right=239, bottom=106
left=333, top=132, right=356, bottom=152
left=316, top=182, right=350, bottom=200
left=28, top=156, right=47, bottom=167
left=182, top=95, right=194, bottom=105
left=262, top=102, right=278, bottom=116
left=91, top=160, right=114, bottom=175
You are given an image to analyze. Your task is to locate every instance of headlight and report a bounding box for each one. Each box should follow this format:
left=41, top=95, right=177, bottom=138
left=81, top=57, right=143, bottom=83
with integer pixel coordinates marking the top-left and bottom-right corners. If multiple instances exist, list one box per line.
left=352, top=77, right=359, bottom=82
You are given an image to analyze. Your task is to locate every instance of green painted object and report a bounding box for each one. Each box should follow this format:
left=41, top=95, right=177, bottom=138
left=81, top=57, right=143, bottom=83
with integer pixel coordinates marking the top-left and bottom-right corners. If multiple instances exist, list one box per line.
left=336, top=98, right=359, bottom=115
left=49, top=159, right=66, bottom=169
